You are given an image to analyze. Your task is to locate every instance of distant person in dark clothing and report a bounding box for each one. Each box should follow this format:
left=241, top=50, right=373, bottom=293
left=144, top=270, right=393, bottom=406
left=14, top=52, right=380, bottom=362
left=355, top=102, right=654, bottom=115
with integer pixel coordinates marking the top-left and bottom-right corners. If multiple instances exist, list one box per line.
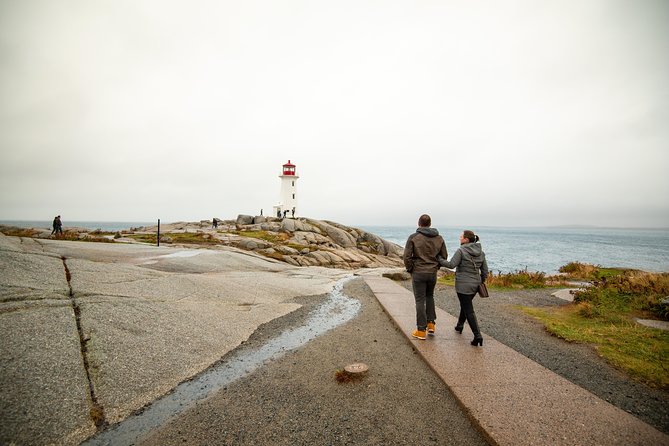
left=404, top=214, right=448, bottom=340
left=51, top=215, right=63, bottom=235
left=212, top=218, right=218, bottom=229
left=438, top=230, right=489, bottom=346
left=291, top=207, right=295, bottom=218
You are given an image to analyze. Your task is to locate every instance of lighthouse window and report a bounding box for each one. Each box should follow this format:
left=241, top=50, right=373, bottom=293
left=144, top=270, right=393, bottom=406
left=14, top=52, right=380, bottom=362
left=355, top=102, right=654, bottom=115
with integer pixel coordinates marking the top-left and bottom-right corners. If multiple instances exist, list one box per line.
left=292, top=194, right=295, bottom=199
left=292, top=181, right=294, bottom=186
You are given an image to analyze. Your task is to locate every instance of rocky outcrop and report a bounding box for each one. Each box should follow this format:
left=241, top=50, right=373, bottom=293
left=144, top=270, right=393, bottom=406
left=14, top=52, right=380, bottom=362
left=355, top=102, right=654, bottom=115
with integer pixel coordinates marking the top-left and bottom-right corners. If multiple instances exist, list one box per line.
left=227, top=217, right=404, bottom=269
left=0, top=217, right=405, bottom=270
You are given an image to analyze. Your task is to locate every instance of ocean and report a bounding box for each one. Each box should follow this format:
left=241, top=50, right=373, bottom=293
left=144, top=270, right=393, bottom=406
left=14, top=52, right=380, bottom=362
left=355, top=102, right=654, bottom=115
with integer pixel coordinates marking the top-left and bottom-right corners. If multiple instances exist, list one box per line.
left=2, top=220, right=668, bottom=275
left=358, top=225, right=669, bottom=275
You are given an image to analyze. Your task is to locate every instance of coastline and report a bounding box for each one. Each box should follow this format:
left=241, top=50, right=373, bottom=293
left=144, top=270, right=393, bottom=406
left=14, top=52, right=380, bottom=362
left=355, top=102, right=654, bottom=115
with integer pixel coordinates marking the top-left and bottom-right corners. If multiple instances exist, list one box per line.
left=2, top=219, right=668, bottom=274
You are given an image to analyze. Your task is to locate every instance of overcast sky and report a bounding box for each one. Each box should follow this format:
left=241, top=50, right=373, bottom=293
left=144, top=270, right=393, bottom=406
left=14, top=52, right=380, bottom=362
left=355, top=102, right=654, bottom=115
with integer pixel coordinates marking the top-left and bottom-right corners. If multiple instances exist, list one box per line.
left=1, top=0, right=667, bottom=228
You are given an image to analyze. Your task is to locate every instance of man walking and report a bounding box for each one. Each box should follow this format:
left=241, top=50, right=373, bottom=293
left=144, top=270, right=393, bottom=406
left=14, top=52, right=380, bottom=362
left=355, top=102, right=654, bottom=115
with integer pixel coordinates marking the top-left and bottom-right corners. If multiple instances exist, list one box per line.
left=404, top=214, right=448, bottom=340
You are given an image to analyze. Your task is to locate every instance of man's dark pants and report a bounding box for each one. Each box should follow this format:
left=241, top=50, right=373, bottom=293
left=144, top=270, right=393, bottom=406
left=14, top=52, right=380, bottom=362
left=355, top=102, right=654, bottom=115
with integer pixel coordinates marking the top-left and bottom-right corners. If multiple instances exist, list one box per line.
left=411, top=272, right=437, bottom=331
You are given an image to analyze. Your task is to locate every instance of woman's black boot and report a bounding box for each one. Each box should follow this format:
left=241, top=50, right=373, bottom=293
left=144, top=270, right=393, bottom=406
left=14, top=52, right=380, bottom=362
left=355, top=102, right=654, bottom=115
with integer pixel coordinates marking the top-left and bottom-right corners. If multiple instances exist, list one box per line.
left=471, top=337, right=483, bottom=346
left=455, top=326, right=463, bottom=334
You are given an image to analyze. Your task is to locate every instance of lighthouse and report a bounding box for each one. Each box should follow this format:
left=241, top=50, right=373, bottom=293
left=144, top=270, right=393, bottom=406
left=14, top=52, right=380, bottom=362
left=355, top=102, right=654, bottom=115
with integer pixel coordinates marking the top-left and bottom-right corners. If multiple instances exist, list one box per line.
left=274, top=160, right=299, bottom=218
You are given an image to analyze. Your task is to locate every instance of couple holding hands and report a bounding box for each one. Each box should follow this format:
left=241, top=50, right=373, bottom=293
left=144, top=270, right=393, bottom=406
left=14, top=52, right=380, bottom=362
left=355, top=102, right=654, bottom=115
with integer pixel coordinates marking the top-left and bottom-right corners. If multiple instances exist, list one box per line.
left=403, top=214, right=489, bottom=346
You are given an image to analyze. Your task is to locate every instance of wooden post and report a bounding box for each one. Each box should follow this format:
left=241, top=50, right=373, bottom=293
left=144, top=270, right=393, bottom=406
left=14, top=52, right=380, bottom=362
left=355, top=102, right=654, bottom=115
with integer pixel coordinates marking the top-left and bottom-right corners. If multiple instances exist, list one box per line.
left=157, top=219, right=160, bottom=247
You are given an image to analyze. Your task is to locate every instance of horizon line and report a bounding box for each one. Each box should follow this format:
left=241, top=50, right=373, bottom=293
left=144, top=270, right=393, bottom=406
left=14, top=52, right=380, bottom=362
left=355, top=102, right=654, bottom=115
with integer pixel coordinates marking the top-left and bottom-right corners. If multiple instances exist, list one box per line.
left=1, top=218, right=668, bottom=232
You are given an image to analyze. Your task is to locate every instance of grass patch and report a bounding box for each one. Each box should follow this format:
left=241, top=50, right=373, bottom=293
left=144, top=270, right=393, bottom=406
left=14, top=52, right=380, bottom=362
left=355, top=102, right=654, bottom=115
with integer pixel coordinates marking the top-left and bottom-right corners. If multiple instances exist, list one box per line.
left=0, top=226, right=113, bottom=243
left=0, top=227, right=42, bottom=237
left=126, top=232, right=224, bottom=245
left=520, top=305, right=669, bottom=388
left=520, top=269, right=669, bottom=389
left=167, top=232, right=221, bottom=244
left=125, top=234, right=157, bottom=244
left=437, top=273, right=455, bottom=286
left=233, top=230, right=289, bottom=244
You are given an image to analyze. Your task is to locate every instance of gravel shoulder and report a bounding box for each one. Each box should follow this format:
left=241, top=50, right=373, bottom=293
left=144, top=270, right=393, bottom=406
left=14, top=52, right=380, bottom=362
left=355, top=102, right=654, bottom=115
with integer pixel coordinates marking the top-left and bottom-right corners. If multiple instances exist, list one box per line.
left=428, top=282, right=669, bottom=435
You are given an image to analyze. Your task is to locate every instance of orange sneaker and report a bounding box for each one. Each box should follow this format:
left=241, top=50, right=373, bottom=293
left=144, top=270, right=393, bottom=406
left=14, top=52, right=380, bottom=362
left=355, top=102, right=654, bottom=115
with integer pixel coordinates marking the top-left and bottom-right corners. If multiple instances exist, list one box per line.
left=427, top=322, right=436, bottom=335
left=412, top=329, right=427, bottom=340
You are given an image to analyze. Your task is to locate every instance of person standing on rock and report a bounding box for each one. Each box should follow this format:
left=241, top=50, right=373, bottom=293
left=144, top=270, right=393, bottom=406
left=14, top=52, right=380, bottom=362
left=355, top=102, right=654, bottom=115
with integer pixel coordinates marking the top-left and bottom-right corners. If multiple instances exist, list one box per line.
left=51, top=215, right=63, bottom=236
left=404, top=214, right=448, bottom=340
left=437, top=230, right=488, bottom=347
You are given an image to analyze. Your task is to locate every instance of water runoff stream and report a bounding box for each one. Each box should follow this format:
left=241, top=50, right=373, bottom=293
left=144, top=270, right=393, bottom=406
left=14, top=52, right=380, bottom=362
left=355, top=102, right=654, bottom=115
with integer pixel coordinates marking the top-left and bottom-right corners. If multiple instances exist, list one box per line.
left=82, top=276, right=360, bottom=446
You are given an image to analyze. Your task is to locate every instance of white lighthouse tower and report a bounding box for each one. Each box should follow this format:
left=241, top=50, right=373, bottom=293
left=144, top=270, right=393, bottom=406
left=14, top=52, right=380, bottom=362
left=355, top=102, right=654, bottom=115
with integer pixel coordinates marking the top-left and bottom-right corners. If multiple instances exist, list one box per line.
left=273, top=160, right=299, bottom=218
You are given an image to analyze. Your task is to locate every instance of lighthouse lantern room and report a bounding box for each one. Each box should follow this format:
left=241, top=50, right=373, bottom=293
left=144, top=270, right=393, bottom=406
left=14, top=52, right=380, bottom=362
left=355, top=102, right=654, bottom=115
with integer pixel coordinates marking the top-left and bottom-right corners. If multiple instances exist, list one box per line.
left=274, top=160, right=299, bottom=218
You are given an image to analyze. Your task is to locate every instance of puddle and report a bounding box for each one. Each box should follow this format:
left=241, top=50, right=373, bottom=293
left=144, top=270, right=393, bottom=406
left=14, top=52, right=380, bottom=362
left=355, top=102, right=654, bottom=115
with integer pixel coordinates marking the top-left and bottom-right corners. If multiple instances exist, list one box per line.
left=82, top=276, right=359, bottom=446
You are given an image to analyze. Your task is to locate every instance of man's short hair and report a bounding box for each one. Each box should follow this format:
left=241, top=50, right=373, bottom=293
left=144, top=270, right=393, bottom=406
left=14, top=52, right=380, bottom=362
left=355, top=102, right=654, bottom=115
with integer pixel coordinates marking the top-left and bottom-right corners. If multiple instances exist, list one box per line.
left=418, top=214, right=431, bottom=227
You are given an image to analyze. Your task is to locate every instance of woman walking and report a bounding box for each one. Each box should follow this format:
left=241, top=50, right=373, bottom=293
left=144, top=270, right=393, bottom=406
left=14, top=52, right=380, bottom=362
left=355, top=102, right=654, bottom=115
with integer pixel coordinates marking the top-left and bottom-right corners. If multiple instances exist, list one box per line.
left=438, top=230, right=488, bottom=346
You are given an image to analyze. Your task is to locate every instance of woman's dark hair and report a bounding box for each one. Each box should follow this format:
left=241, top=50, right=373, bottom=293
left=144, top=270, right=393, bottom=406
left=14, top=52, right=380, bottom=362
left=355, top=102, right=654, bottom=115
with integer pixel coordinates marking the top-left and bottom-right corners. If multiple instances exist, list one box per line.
left=463, top=230, right=479, bottom=243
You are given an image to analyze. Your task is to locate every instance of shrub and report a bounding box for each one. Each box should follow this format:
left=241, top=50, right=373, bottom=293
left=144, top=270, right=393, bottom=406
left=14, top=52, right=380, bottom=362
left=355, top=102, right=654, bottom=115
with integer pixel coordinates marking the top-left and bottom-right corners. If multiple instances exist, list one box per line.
left=574, top=271, right=669, bottom=320
left=559, top=261, right=629, bottom=281
left=439, top=268, right=568, bottom=289
left=559, top=261, right=600, bottom=279
left=486, top=269, right=550, bottom=289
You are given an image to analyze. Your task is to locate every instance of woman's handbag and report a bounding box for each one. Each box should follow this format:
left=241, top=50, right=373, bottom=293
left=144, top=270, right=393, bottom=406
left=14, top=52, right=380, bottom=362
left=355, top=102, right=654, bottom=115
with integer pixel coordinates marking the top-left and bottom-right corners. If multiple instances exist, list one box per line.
left=466, top=252, right=490, bottom=297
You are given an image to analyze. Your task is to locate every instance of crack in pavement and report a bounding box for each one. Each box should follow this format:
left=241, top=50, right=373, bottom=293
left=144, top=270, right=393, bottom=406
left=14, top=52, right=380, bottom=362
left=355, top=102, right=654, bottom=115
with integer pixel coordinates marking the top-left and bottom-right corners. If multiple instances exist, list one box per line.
left=61, top=256, right=107, bottom=430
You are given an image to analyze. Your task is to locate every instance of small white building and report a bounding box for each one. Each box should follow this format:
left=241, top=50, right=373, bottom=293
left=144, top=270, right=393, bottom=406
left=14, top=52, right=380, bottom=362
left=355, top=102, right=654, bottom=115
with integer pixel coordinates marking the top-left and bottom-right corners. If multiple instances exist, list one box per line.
left=273, top=160, right=299, bottom=218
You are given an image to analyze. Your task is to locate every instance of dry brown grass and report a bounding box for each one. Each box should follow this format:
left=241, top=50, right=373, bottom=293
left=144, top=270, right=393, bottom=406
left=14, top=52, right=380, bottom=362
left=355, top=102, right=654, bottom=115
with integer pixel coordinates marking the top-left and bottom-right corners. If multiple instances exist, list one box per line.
left=0, top=226, right=41, bottom=237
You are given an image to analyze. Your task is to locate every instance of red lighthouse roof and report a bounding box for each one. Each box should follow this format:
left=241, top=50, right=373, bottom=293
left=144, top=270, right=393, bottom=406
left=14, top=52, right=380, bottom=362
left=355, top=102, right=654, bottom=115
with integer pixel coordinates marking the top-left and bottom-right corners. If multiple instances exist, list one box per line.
left=282, top=160, right=296, bottom=176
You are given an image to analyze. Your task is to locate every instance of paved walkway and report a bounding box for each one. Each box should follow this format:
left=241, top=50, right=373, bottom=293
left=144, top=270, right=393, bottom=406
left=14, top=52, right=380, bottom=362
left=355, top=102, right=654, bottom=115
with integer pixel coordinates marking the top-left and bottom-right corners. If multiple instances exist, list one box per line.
left=363, top=276, right=669, bottom=446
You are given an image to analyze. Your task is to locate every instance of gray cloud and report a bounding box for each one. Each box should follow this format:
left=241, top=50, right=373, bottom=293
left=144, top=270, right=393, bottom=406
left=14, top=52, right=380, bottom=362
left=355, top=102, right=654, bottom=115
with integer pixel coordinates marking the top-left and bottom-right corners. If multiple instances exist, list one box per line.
left=1, top=0, right=668, bottom=227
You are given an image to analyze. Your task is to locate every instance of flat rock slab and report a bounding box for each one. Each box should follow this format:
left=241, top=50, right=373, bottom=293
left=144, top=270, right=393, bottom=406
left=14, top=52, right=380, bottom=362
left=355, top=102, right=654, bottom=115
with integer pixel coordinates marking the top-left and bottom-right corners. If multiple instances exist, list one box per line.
left=636, top=318, right=669, bottom=331
left=0, top=234, right=349, bottom=445
left=0, top=302, right=96, bottom=445
left=551, top=288, right=582, bottom=302
left=364, top=276, right=669, bottom=446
